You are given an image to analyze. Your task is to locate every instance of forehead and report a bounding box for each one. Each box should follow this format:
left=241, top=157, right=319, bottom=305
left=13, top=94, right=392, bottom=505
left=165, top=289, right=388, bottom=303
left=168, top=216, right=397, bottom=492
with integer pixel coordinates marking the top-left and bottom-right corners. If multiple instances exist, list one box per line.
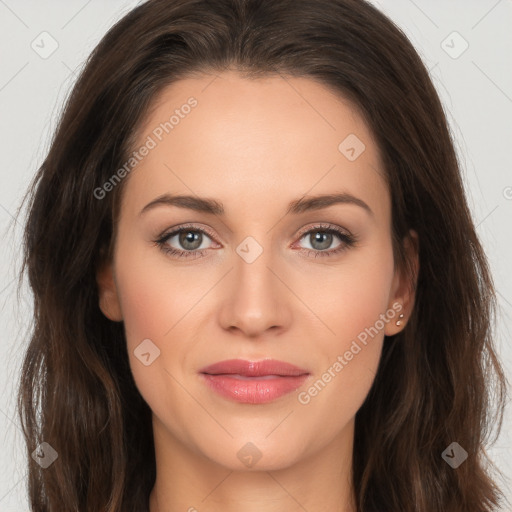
left=122, top=70, right=389, bottom=221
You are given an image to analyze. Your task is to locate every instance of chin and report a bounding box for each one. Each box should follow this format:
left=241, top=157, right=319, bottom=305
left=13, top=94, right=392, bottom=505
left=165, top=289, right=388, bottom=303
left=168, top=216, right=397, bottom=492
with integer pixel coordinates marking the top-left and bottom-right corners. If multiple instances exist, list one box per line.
left=198, top=436, right=308, bottom=472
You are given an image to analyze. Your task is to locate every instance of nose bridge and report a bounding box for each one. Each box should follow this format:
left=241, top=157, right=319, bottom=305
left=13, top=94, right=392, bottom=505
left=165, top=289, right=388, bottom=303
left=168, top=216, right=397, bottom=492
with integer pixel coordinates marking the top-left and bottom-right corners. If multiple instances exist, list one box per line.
left=218, top=233, right=289, bottom=335
left=236, top=237, right=275, bottom=294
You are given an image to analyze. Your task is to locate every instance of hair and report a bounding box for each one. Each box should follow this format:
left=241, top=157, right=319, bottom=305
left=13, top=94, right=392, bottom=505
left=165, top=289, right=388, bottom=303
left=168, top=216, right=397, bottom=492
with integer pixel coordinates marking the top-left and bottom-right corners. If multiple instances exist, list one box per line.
left=15, top=0, right=508, bottom=510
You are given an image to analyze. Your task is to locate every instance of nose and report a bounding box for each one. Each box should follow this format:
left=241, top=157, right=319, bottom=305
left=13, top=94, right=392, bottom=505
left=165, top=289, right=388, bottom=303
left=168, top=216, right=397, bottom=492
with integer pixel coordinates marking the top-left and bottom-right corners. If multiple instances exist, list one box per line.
left=217, top=245, right=291, bottom=338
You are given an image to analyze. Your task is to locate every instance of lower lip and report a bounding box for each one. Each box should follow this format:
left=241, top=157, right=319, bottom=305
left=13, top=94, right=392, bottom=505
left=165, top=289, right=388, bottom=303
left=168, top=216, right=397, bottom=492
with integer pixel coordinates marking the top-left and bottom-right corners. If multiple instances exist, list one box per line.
left=200, top=374, right=309, bottom=404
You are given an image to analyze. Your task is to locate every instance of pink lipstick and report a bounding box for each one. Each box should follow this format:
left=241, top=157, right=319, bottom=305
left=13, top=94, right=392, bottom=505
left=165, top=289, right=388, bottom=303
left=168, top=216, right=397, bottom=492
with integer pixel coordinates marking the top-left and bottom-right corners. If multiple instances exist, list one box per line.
left=198, top=359, right=310, bottom=404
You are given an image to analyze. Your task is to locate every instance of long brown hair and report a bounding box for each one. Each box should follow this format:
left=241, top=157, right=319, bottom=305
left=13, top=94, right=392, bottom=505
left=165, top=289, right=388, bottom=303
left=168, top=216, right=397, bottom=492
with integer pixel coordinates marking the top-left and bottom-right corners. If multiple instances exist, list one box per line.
left=16, top=0, right=508, bottom=510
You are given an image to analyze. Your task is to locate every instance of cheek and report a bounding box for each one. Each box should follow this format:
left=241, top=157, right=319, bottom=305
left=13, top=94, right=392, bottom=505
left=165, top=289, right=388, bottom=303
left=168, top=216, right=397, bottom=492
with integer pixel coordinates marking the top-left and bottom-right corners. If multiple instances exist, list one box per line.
left=296, top=240, right=394, bottom=414
left=112, top=244, right=195, bottom=406
left=301, top=237, right=395, bottom=351
left=114, top=236, right=209, bottom=343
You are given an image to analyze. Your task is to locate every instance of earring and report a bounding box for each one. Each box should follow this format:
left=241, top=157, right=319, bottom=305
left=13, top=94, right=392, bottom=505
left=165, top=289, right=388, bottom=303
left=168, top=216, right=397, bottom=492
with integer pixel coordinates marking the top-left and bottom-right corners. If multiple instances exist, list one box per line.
left=396, top=313, right=405, bottom=326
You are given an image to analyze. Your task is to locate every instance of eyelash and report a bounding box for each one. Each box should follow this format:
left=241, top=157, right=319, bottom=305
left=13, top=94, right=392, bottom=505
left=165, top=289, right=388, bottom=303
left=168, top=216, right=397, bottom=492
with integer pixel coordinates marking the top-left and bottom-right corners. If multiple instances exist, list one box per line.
left=153, top=222, right=358, bottom=260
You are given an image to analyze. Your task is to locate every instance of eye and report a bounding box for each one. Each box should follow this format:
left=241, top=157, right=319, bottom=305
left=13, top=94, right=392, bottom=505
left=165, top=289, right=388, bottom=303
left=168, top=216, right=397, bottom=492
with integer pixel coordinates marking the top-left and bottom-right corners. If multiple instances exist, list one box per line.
left=294, top=223, right=357, bottom=258
left=154, top=224, right=217, bottom=260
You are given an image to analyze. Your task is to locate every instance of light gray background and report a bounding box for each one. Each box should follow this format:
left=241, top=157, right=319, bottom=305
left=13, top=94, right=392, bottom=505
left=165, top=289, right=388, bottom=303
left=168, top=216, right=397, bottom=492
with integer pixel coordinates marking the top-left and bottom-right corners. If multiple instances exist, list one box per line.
left=0, top=1, right=511, bottom=510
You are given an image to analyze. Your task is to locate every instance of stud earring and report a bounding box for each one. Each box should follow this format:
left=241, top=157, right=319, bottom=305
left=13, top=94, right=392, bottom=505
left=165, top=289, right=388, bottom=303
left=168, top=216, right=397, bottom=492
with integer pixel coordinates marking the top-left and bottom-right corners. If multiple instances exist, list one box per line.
left=396, top=313, right=405, bottom=326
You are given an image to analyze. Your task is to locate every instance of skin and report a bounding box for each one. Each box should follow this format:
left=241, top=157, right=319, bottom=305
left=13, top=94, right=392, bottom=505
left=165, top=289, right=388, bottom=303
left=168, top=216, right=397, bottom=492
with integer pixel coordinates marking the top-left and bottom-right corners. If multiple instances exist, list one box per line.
left=97, top=70, right=418, bottom=512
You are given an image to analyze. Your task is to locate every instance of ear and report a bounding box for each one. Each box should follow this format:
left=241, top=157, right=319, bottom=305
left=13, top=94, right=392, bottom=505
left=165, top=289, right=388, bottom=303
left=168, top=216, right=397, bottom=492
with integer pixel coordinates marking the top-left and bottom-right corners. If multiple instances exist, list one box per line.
left=96, top=256, right=123, bottom=322
left=384, top=229, right=419, bottom=336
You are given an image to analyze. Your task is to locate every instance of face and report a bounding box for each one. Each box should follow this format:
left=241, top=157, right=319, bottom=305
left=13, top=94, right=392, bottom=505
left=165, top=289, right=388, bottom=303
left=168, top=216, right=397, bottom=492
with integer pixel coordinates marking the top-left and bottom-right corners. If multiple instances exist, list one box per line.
left=97, top=70, right=417, bottom=471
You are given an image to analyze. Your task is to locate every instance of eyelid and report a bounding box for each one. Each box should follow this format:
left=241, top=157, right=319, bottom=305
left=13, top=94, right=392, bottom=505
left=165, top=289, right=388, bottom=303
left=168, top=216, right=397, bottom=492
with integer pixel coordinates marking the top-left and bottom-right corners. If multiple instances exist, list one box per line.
left=158, top=222, right=219, bottom=243
left=293, top=222, right=352, bottom=241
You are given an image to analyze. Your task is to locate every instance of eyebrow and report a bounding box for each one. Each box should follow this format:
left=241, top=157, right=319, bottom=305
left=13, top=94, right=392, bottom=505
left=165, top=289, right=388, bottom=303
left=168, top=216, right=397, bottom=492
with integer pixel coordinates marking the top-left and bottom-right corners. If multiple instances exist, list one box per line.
left=139, top=192, right=374, bottom=217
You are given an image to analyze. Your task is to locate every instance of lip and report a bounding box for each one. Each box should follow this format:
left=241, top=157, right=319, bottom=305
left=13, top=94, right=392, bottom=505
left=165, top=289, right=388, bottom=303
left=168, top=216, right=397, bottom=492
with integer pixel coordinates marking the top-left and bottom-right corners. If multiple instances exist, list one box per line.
left=198, top=359, right=310, bottom=404
left=199, top=359, right=309, bottom=377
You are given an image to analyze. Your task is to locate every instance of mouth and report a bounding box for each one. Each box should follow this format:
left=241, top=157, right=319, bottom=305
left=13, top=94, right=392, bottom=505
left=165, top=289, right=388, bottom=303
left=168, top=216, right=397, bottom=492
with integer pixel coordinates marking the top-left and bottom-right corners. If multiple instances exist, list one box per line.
left=198, top=359, right=310, bottom=404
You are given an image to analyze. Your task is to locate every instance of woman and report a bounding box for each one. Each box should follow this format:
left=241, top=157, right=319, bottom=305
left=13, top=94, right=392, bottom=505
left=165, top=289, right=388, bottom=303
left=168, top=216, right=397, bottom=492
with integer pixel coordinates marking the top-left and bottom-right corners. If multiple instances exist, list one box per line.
left=16, top=0, right=508, bottom=510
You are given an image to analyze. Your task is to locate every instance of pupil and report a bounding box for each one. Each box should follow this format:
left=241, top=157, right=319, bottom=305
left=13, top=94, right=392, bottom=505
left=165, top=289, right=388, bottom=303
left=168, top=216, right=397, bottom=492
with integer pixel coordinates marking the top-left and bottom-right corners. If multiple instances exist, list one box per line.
left=180, top=231, right=201, bottom=250
left=312, top=231, right=332, bottom=250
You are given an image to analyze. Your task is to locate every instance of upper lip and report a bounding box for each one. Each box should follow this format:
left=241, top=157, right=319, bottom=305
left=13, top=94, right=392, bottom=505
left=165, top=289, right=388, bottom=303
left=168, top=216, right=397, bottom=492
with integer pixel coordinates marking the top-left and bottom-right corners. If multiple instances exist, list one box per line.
left=199, top=359, right=309, bottom=377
